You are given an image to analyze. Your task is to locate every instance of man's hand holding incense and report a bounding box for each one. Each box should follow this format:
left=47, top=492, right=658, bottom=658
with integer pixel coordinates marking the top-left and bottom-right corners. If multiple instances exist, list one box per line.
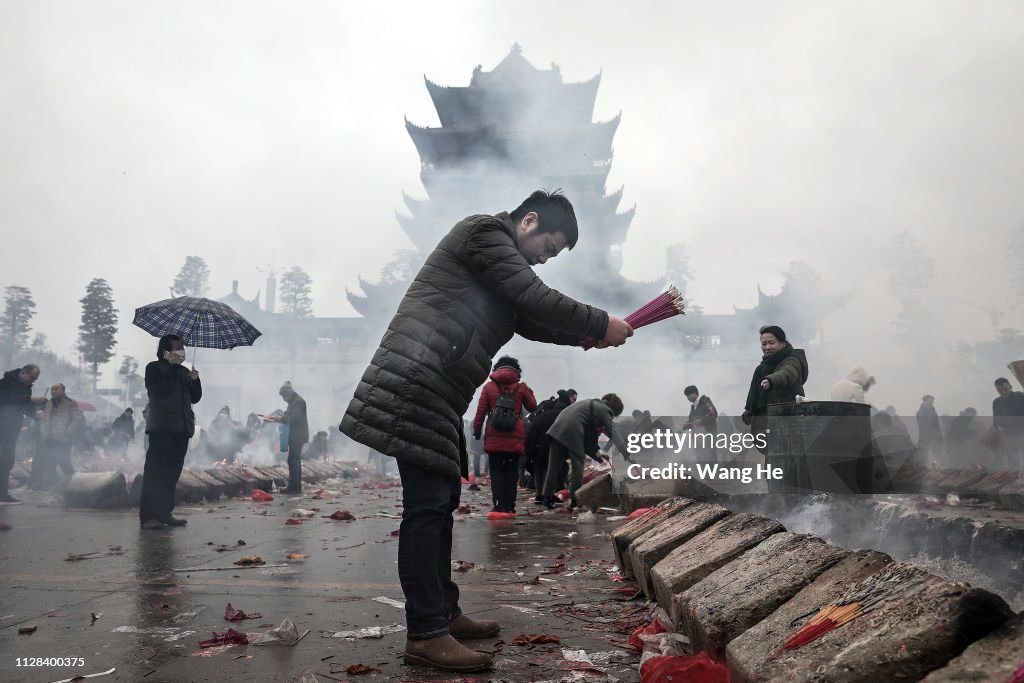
left=600, top=315, right=633, bottom=348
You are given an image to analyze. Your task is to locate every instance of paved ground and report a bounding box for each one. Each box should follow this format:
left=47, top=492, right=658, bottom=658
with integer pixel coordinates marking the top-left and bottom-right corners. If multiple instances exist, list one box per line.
left=0, top=473, right=644, bottom=683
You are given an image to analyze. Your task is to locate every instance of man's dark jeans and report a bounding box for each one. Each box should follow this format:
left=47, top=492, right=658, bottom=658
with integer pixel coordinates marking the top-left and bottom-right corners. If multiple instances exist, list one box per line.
left=287, top=442, right=304, bottom=489
left=397, top=460, right=462, bottom=640
left=487, top=451, right=519, bottom=512
left=29, top=439, right=74, bottom=489
left=140, top=433, right=189, bottom=523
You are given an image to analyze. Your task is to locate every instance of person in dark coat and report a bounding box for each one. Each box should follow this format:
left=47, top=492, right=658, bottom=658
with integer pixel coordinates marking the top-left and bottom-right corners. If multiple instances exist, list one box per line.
left=266, top=381, right=308, bottom=492
left=992, top=378, right=1024, bottom=471
left=32, top=383, right=83, bottom=489
left=139, top=335, right=201, bottom=529
left=684, top=385, right=718, bottom=460
left=524, top=388, right=576, bottom=502
left=472, top=356, right=537, bottom=514
left=542, top=393, right=631, bottom=507
left=0, top=364, right=44, bottom=504
left=742, top=325, right=809, bottom=448
left=916, top=395, right=943, bottom=463
left=109, top=407, right=136, bottom=457
left=339, top=190, right=633, bottom=673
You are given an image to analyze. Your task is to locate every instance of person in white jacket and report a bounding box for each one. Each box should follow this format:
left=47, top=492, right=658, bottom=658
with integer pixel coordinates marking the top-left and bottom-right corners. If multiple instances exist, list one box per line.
left=830, top=366, right=876, bottom=403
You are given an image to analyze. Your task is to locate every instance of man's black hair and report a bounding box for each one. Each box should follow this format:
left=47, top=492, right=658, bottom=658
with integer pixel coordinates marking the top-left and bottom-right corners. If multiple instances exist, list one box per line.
left=602, top=393, right=624, bottom=417
left=684, top=385, right=699, bottom=396
left=995, top=377, right=1011, bottom=387
left=157, top=334, right=183, bottom=360
left=493, top=355, right=522, bottom=374
left=510, top=189, right=579, bottom=249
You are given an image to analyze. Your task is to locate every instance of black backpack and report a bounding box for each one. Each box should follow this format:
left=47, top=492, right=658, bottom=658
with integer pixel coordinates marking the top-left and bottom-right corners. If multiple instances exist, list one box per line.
left=490, top=383, right=521, bottom=432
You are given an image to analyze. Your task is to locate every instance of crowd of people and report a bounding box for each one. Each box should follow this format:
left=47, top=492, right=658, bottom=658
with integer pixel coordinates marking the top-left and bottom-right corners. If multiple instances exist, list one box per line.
left=1, top=189, right=1021, bottom=675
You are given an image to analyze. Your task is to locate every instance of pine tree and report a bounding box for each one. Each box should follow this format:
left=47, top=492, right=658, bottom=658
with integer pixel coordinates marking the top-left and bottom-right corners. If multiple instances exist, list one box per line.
left=279, top=266, right=313, bottom=318
left=78, top=279, right=119, bottom=393
left=886, top=231, right=935, bottom=345
left=171, top=256, right=211, bottom=297
left=118, top=355, right=141, bottom=405
left=0, top=286, right=36, bottom=367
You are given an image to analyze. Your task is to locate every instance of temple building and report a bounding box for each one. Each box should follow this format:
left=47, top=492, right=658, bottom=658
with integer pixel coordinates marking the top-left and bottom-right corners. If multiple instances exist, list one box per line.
left=347, top=43, right=663, bottom=318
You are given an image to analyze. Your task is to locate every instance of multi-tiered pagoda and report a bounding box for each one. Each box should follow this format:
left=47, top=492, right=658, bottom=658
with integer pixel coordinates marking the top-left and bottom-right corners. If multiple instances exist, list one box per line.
left=347, top=44, right=663, bottom=318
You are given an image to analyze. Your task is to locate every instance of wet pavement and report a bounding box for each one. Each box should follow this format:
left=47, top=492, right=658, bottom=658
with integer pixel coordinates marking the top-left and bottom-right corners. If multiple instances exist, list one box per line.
left=0, top=473, right=644, bottom=682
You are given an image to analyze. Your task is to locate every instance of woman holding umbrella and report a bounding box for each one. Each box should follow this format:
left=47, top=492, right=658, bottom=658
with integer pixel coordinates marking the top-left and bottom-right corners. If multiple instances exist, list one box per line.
left=139, top=334, right=202, bottom=530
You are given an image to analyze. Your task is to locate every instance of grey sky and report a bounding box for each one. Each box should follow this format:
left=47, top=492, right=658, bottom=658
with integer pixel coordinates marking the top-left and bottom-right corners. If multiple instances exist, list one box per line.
left=2, top=1, right=1023, bottom=408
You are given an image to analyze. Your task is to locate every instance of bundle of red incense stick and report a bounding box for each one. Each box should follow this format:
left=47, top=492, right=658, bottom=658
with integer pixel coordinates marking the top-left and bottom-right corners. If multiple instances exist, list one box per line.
left=580, top=284, right=685, bottom=350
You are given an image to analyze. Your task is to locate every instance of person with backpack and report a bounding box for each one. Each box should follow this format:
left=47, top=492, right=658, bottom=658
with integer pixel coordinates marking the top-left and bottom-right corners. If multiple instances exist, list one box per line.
left=472, top=356, right=537, bottom=514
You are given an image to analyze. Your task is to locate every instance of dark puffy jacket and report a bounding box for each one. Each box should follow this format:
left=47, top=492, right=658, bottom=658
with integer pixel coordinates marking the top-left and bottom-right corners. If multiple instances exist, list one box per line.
left=144, top=359, right=202, bottom=436
left=472, top=367, right=538, bottom=454
left=763, top=349, right=808, bottom=406
left=340, top=212, right=609, bottom=479
left=281, top=394, right=309, bottom=446
left=0, top=369, right=34, bottom=432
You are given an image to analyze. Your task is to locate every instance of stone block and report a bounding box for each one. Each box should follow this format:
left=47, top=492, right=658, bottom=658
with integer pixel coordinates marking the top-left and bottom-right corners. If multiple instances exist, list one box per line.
left=60, top=471, right=129, bottom=508
left=921, top=614, right=1024, bottom=682
left=575, top=472, right=616, bottom=512
left=254, top=466, right=287, bottom=488
left=628, top=502, right=732, bottom=598
left=175, top=470, right=209, bottom=503
left=676, top=533, right=850, bottom=659
left=610, top=497, right=694, bottom=577
left=650, top=513, right=784, bottom=620
left=727, top=549, right=893, bottom=682
left=725, top=566, right=1012, bottom=682
left=204, top=468, right=245, bottom=497
left=189, top=470, right=224, bottom=500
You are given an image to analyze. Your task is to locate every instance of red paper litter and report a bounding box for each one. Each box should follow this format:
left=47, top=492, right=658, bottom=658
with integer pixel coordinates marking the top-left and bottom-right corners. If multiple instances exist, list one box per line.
left=487, top=511, right=516, bottom=520
left=639, top=652, right=729, bottom=683
left=456, top=504, right=473, bottom=514
left=628, top=617, right=667, bottom=651
left=615, top=586, right=639, bottom=596
left=285, top=518, right=306, bottom=525
left=251, top=489, right=273, bottom=502
left=541, top=563, right=567, bottom=575
left=511, top=633, right=561, bottom=645
left=325, top=510, right=355, bottom=521
left=0, top=523, right=11, bottom=530
left=389, top=529, right=401, bottom=537
left=346, top=664, right=380, bottom=675
left=627, top=507, right=655, bottom=521
left=451, top=560, right=476, bottom=572
left=224, top=603, right=262, bottom=622
left=198, top=628, right=249, bottom=648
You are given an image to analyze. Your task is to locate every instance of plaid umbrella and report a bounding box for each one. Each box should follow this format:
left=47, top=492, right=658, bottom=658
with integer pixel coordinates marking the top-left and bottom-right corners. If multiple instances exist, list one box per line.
left=132, top=297, right=262, bottom=349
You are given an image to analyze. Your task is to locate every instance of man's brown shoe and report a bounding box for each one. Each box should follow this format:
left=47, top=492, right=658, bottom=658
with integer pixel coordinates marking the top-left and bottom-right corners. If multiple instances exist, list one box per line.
left=404, top=634, right=492, bottom=672
left=448, top=613, right=500, bottom=639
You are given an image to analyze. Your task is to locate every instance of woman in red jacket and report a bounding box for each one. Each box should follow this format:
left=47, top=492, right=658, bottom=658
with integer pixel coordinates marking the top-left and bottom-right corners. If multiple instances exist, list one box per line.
left=473, top=356, right=537, bottom=513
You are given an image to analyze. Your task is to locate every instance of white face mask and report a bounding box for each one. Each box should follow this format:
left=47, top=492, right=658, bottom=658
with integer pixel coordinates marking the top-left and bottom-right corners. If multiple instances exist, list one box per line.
left=165, top=348, right=187, bottom=361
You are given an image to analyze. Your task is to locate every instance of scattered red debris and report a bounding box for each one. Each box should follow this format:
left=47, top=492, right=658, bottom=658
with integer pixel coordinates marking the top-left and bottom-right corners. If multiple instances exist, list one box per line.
left=629, top=617, right=667, bottom=651
left=487, top=511, right=516, bottom=520
left=639, top=652, right=729, bottom=683
left=224, top=603, right=262, bottom=622
left=456, top=504, right=473, bottom=514
left=346, top=664, right=380, bottom=675
left=199, top=628, right=249, bottom=648
left=0, top=523, right=11, bottom=530
left=609, top=573, right=628, bottom=582
left=151, top=603, right=173, bottom=612
left=324, top=510, right=355, bottom=521
left=251, top=489, right=273, bottom=502
left=511, top=634, right=561, bottom=645
left=541, top=563, right=567, bottom=575
left=615, top=586, right=639, bottom=596
left=46, top=610, right=71, bottom=618
left=285, top=518, right=306, bottom=525
left=389, top=529, right=401, bottom=537
left=164, top=587, right=184, bottom=596
left=311, top=489, right=332, bottom=499
left=627, top=507, right=655, bottom=521
left=451, top=560, right=476, bottom=572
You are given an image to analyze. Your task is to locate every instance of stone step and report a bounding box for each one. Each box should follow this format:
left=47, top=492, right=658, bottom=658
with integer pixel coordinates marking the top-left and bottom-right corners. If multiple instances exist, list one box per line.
left=674, top=533, right=850, bottom=659
left=650, top=512, right=785, bottom=622
left=575, top=472, right=615, bottom=512
left=610, top=497, right=694, bottom=578
left=727, top=549, right=893, bottom=682
left=627, top=501, right=732, bottom=598
left=920, top=614, right=1024, bottom=682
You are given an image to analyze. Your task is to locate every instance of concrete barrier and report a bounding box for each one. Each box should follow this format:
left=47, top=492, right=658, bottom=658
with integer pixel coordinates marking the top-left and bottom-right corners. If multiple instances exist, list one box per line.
left=674, top=533, right=850, bottom=659
left=189, top=470, right=225, bottom=500
left=920, top=614, right=1024, bottom=682
left=650, top=513, right=785, bottom=622
left=204, top=468, right=246, bottom=496
left=175, top=469, right=209, bottom=503
left=610, top=497, right=694, bottom=577
left=727, top=549, right=893, bottom=681
left=627, top=502, right=732, bottom=598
